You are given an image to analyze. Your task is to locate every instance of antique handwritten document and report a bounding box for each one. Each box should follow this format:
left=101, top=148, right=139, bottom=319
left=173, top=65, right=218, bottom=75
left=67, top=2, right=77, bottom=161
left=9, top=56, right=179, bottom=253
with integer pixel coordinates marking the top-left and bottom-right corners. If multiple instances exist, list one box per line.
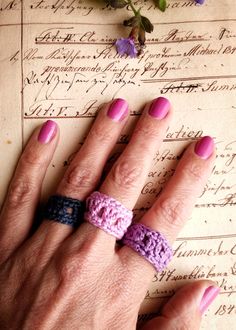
left=0, top=0, right=236, bottom=328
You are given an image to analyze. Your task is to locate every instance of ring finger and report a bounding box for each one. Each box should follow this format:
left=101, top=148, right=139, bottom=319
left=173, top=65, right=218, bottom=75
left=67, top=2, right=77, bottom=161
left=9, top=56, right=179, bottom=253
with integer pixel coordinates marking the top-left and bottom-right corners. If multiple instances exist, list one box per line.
left=120, top=136, right=215, bottom=290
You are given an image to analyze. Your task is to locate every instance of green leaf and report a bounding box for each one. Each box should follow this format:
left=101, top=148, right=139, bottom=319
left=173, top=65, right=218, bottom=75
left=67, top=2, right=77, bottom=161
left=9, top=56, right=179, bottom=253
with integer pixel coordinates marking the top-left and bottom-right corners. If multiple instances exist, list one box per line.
left=154, top=0, right=167, bottom=12
left=140, top=16, right=154, bottom=33
left=105, top=0, right=127, bottom=8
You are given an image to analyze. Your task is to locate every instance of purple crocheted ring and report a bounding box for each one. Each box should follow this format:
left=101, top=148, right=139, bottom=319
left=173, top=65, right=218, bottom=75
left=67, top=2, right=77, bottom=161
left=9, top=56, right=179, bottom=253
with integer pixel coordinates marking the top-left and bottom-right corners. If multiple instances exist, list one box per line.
left=122, top=223, right=173, bottom=272
left=85, top=191, right=133, bottom=239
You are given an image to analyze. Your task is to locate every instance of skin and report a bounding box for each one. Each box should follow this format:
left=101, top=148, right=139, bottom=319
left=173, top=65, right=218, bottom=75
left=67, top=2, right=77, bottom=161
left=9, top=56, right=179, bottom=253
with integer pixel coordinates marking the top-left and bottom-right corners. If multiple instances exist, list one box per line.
left=0, top=99, right=217, bottom=329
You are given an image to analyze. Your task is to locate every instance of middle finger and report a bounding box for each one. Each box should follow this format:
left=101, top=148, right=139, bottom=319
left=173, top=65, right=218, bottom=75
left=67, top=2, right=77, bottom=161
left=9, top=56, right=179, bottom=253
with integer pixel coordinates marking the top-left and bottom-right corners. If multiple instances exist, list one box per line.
left=100, top=97, right=172, bottom=208
left=75, top=97, right=172, bottom=246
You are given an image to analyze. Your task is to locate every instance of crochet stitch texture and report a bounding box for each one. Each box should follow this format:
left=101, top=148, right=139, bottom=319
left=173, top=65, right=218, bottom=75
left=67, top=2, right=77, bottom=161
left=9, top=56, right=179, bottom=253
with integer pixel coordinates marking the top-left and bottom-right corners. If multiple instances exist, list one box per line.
left=123, top=223, right=173, bottom=272
left=43, top=195, right=84, bottom=227
left=85, top=191, right=133, bottom=239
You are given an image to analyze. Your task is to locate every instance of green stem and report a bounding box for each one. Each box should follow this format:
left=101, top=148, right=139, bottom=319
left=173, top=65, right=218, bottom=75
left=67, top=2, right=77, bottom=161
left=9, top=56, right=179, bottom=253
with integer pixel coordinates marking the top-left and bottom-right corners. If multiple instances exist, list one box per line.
left=127, top=0, right=138, bottom=16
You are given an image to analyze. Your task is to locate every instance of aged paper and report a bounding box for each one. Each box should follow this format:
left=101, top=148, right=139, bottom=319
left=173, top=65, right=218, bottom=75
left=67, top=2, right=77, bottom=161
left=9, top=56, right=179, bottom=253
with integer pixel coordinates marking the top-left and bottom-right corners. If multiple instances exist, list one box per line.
left=0, top=0, right=236, bottom=328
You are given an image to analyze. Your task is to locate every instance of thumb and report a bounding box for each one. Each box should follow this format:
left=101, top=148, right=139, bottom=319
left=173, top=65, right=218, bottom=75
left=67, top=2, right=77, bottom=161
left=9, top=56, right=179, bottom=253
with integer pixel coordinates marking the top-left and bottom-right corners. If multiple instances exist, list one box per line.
left=142, top=281, right=220, bottom=330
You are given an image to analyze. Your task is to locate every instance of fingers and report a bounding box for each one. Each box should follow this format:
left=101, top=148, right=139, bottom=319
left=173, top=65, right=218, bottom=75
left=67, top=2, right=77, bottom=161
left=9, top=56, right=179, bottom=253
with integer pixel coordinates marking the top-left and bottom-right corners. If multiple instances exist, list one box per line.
left=0, top=121, right=58, bottom=263
left=57, top=99, right=129, bottom=200
left=66, top=97, right=172, bottom=262
left=64, top=97, right=172, bottom=259
left=120, top=136, right=216, bottom=276
left=141, top=136, right=215, bottom=244
left=28, top=99, right=129, bottom=248
left=73, top=97, right=171, bottom=249
left=100, top=97, right=172, bottom=208
left=141, top=281, right=220, bottom=330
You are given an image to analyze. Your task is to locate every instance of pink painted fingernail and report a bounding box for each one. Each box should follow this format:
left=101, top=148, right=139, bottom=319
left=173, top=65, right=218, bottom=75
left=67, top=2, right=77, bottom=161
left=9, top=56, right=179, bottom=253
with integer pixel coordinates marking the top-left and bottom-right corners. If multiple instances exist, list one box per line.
left=38, top=120, right=57, bottom=144
left=148, top=97, right=170, bottom=119
left=107, top=98, right=129, bottom=122
left=195, top=136, right=214, bottom=159
left=200, top=286, right=220, bottom=314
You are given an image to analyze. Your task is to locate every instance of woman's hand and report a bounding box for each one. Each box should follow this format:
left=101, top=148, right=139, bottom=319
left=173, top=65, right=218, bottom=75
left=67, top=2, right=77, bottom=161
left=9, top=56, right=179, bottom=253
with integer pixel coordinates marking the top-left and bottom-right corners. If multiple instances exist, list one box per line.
left=0, top=98, right=219, bottom=329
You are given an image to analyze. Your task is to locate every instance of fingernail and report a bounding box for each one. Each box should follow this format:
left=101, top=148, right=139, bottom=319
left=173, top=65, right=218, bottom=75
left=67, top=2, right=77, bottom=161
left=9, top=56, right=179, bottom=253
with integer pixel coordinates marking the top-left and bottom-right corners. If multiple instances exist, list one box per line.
left=38, top=120, right=57, bottom=144
left=107, top=98, right=129, bottom=122
left=195, top=136, right=214, bottom=159
left=200, top=286, right=220, bottom=314
left=148, top=97, right=170, bottom=119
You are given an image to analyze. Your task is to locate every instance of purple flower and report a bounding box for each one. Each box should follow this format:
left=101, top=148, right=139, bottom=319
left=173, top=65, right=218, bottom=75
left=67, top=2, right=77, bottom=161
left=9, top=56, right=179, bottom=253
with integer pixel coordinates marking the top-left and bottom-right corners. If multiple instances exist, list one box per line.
left=195, top=0, right=205, bottom=4
left=115, top=37, right=138, bottom=58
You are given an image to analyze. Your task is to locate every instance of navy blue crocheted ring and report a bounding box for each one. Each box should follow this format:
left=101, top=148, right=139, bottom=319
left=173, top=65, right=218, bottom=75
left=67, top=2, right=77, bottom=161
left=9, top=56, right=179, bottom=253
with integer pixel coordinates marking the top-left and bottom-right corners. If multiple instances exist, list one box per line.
left=43, top=195, right=85, bottom=227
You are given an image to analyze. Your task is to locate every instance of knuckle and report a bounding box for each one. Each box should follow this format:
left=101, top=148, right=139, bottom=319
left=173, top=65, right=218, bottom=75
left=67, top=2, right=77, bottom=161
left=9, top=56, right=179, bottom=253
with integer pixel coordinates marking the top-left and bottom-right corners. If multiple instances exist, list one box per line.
left=8, top=179, right=35, bottom=207
left=21, top=146, right=43, bottom=167
left=65, top=165, right=99, bottom=189
left=181, top=162, right=204, bottom=183
left=180, top=320, right=192, bottom=330
left=59, top=253, right=84, bottom=282
left=157, top=196, right=185, bottom=227
left=90, top=124, right=113, bottom=143
left=163, top=300, right=192, bottom=329
left=58, top=232, right=107, bottom=283
left=111, top=160, right=142, bottom=189
left=133, top=120, right=161, bottom=140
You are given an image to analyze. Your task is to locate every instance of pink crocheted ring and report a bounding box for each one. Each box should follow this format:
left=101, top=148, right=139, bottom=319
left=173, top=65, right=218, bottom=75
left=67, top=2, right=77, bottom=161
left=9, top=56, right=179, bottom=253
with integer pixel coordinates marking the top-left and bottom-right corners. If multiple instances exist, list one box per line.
left=122, top=223, right=173, bottom=272
left=85, top=191, right=133, bottom=239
